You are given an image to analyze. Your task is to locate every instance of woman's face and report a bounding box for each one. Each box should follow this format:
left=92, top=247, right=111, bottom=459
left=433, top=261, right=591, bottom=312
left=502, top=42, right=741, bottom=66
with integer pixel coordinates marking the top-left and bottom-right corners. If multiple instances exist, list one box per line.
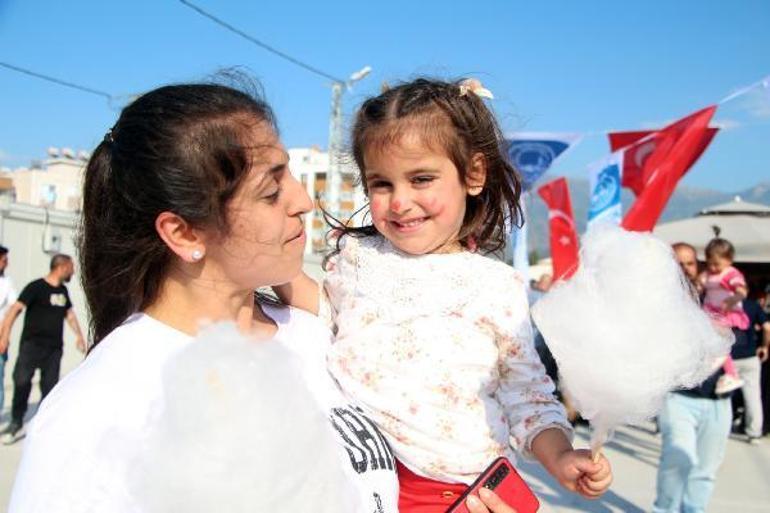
left=206, top=123, right=313, bottom=290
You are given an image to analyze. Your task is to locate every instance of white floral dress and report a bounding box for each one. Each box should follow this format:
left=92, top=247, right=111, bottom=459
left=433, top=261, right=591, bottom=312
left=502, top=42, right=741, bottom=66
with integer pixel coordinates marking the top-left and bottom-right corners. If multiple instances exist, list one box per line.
left=321, top=235, right=572, bottom=484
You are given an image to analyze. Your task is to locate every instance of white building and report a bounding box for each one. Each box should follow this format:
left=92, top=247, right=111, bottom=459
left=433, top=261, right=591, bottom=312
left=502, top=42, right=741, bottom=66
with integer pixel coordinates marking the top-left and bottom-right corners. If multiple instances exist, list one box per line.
left=288, top=147, right=367, bottom=254
left=2, top=148, right=87, bottom=212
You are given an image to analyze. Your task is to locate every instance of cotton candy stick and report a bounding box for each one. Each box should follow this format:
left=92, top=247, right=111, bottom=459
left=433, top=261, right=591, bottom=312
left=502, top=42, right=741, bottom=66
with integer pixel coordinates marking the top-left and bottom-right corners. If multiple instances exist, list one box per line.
left=531, top=226, right=732, bottom=454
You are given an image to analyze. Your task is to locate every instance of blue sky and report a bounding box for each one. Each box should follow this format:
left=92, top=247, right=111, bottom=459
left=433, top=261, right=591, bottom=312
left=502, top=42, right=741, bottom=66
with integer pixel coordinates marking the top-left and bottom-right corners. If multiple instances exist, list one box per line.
left=1, top=0, right=768, bottom=192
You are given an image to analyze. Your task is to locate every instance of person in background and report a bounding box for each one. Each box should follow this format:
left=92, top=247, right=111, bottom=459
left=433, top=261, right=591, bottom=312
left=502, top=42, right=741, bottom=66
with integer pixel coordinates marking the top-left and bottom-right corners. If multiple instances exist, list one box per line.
left=0, top=254, right=85, bottom=445
left=699, top=238, right=749, bottom=395
left=0, top=245, right=17, bottom=424
left=734, top=290, right=769, bottom=443
left=652, top=242, right=732, bottom=513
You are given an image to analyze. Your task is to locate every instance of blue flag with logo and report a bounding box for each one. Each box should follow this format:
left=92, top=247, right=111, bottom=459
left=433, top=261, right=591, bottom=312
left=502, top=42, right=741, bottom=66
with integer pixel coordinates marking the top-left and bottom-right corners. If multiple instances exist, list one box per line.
left=587, top=152, right=623, bottom=229
left=504, top=133, right=581, bottom=280
left=505, top=132, right=582, bottom=191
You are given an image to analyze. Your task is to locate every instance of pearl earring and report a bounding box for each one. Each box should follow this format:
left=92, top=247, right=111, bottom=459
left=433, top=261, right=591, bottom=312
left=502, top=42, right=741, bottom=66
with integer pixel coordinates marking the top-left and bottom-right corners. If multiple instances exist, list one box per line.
left=191, top=249, right=204, bottom=261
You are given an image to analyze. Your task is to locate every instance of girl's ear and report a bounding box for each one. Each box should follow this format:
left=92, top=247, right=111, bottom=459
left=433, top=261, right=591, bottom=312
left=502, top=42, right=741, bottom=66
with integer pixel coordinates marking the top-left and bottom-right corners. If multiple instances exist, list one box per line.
left=466, top=153, right=487, bottom=196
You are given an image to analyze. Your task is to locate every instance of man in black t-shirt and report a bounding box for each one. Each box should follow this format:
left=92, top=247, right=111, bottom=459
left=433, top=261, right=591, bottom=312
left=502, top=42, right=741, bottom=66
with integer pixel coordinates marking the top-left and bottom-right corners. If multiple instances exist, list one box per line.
left=0, top=254, right=85, bottom=444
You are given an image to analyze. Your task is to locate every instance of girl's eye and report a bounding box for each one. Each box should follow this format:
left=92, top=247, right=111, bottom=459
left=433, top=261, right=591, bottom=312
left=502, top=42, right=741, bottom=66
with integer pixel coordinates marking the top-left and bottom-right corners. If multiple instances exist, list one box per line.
left=412, top=175, right=435, bottom=185
left=368, top=180, right=391, bottom=190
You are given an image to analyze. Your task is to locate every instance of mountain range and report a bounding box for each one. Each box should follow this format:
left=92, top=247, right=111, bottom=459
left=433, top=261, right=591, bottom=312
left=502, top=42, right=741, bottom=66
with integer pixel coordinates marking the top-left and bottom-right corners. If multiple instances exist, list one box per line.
left=524, top=180, right=770, bottom=259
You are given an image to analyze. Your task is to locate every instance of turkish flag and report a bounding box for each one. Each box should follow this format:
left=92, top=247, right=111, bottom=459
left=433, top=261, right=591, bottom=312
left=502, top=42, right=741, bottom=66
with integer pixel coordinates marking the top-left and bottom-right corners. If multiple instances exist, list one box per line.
left=537, top=177, right=579, bottom=280
left=616, top=105, right=718, bottom=231
left=609, top=114, right=718, bottom=198
left=608, top=130, right=655, bottom=196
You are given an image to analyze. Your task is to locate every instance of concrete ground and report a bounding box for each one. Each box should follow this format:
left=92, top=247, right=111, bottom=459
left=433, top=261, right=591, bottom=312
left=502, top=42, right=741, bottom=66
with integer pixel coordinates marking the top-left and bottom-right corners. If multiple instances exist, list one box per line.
left=517, top=423, right=770, bottom=512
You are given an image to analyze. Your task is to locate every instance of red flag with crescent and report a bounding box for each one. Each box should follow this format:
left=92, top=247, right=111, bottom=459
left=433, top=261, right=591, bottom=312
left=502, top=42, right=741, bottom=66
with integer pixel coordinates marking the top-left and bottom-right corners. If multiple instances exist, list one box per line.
left=537, top=177, right=579, bottom=280
left=611, top=105, right=718, bottom=231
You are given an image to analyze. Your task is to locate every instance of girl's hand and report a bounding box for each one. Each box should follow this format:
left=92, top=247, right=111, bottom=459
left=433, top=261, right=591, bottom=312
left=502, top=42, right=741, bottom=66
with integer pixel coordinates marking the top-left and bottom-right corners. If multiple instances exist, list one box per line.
left=466, top=487, right=518, bottom=513
left=552, top=449, right=612, bottom=500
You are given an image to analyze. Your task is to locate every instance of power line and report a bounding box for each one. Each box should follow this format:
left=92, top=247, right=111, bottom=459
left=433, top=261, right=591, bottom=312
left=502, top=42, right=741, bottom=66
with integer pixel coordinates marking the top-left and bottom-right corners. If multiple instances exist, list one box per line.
left=177, top=0, right=344, bottom=83
left=0, top=61, right=114, bottom=101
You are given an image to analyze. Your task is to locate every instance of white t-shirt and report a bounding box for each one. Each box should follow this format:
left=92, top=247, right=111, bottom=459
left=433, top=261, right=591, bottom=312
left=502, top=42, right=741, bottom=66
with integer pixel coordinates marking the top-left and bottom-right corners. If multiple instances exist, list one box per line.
left=0, top=274, right=17, bottom=321
left=9, top=314, right=189, bottom=512
left=262, top=304, right=399, bottom=513
left=9, top=309, right=399, bottom=513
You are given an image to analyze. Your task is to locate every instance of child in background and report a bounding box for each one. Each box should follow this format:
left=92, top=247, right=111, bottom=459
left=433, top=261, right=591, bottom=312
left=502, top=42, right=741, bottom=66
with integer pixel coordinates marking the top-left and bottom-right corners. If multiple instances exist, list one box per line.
left=700, top=237, right=749, bottom=395
left=276, top=78, right=612, bottom=512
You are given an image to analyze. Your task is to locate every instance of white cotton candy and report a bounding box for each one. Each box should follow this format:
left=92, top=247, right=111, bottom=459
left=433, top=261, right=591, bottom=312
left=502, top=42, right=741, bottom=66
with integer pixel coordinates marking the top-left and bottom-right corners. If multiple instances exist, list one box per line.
left=531, top=226, right=732, bottom=451
left=128, top=322, right=357, bottom=513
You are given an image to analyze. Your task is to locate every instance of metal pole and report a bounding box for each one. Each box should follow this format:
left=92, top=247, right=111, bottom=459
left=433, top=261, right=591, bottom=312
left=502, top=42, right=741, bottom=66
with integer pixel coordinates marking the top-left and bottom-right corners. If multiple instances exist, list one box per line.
left=325, top=81, right=344, bottom=222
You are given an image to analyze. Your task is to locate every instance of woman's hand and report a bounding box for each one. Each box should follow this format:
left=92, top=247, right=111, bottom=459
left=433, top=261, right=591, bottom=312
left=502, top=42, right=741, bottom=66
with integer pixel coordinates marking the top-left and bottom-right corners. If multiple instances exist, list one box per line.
left=551, top=449, right=612, bottom=500
left=466, top=487, right=518, bottom=513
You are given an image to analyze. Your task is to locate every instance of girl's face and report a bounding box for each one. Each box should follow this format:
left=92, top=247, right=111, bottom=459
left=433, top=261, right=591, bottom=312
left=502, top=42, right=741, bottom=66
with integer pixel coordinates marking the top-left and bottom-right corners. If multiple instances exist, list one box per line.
left=206, top=124, right=313, bottom=290
left=363, top=131, right=469, bottom=255
left=706, top=254, right=731, bottom=274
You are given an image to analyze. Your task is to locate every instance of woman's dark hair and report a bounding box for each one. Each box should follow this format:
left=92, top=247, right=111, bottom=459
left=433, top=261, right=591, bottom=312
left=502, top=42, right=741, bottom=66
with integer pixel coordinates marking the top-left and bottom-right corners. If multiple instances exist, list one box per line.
left=704, top=237, right=735, bottom=261
left=328, top=77, right=522, bottom=261
left=79, top=82, right=275, bottom=347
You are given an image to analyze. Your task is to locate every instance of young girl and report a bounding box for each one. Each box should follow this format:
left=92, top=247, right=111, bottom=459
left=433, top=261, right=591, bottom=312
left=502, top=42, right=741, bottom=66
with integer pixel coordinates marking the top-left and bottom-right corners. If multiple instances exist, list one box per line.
left=700, top=238, right=749, bottom=395
left=277, top=78, right=612, bottom=511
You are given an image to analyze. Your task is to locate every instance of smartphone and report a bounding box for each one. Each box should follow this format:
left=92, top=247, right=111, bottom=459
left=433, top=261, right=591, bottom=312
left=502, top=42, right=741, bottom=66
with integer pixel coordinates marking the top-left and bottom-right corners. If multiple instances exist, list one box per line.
left=445, top=457, right=539, bottom=513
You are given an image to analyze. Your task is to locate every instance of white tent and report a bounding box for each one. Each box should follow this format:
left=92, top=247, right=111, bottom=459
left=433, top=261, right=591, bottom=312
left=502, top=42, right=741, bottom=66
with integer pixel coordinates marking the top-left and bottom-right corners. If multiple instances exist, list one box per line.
left=653, top=197, right=770, bottom=263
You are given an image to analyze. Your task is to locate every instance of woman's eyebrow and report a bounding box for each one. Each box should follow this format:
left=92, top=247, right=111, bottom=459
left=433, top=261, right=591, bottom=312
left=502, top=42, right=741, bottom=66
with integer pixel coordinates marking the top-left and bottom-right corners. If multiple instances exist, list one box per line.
left=251, top=163, right=286, bottom=193
left=267, top=162, right=287, bottom=175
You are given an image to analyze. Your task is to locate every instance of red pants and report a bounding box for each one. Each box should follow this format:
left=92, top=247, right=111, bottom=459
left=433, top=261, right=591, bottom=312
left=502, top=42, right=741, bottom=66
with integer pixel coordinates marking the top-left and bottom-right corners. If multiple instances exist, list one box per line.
left=397, top=461, right=468, bottom=513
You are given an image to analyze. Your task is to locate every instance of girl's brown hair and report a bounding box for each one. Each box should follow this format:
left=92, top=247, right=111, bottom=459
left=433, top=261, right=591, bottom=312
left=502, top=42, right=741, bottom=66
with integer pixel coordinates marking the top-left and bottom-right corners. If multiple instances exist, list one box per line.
left=328, top=77, right=522, bottom=258
left=705, top=238, right=736, bottom=261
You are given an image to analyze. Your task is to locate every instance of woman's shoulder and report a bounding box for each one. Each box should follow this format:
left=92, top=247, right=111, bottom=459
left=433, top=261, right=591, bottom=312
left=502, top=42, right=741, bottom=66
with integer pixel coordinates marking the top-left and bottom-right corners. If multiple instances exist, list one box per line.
left=260, top=303, right=332, bottom=354
left=28, top=315, right=188, bottom=436
left=261, top=302, right=328, bottom=331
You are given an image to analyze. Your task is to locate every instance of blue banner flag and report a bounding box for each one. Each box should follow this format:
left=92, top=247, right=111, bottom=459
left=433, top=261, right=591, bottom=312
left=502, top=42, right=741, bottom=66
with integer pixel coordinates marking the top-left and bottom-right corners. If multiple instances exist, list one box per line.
left=505, top=132, right=582, bottom=191
left=505, top=133, right=581, bottom=279
left=587, top=152, right=623, bottom=229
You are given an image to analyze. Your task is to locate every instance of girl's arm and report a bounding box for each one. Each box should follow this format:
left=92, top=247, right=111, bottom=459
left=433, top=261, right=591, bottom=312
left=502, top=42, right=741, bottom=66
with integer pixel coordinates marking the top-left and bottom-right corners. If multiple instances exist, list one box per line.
left=273, top=272, right=320, bottom=315
left=493, top=270, right=611, bottom=499
left=723, top=270, right=748, bottom=309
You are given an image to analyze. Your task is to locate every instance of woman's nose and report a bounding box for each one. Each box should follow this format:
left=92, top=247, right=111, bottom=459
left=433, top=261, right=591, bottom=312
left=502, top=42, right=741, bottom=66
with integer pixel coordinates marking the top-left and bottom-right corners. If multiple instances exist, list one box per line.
left=287, top=173, right=313, bottom=215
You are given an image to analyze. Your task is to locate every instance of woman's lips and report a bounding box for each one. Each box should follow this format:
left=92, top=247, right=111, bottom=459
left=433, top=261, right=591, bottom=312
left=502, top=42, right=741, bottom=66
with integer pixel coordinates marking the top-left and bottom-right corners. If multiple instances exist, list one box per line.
left=286, top=228, right=306, bottom=244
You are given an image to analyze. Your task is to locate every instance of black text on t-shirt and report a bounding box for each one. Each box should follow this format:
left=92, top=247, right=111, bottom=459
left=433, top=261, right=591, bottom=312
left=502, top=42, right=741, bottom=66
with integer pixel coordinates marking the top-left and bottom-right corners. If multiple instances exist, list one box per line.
left=331, top=406, right=395, bottom=475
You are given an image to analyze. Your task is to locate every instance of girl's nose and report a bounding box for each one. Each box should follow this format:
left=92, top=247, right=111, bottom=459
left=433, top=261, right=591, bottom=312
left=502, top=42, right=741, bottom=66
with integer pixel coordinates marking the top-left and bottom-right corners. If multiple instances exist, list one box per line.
left=389, top=189, right=411, bottom=215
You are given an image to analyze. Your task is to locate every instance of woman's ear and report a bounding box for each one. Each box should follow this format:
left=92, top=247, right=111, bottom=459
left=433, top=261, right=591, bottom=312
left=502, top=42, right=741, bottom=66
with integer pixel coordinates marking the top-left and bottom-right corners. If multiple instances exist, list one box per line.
left=155, top=212, right=207, bottom=263
left=466, top=153, right=487, bottom=196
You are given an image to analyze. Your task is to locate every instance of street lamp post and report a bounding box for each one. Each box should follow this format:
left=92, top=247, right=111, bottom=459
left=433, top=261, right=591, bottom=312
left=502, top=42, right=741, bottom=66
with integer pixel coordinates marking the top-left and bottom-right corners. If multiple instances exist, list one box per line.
left=324, top=65, right=371, bottom=225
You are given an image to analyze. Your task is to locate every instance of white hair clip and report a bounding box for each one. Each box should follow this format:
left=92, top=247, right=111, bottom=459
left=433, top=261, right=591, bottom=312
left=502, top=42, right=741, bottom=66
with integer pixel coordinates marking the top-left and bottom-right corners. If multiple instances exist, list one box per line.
left=458, top=78, right=494, bottom=100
